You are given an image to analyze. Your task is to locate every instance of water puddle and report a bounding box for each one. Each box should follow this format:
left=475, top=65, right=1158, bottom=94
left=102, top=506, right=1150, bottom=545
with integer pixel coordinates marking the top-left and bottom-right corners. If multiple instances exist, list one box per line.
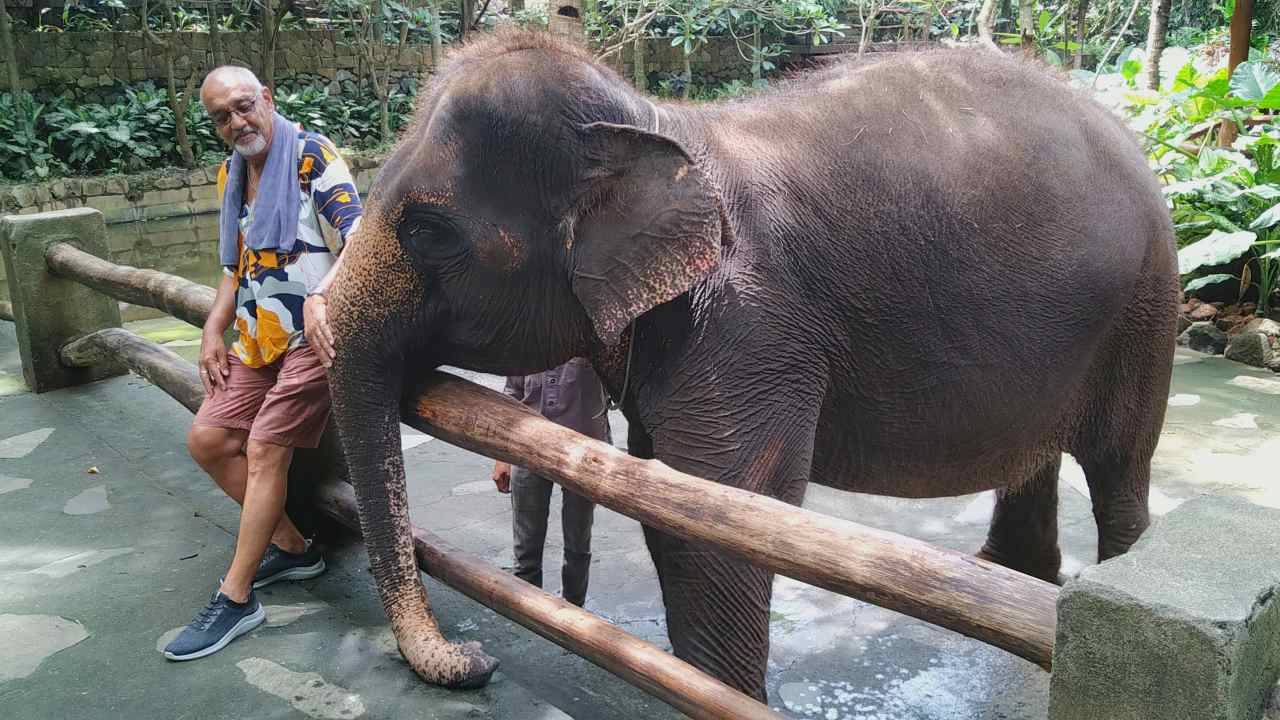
left=264, top=601, right=329, bottom=628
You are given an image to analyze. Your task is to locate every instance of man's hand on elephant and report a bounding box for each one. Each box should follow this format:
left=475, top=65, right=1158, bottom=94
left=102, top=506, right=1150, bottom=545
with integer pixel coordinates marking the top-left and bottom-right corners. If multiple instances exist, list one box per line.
left=304, top=294, right=336, bottom=368
left=199, top=330, right=229, bottom=396
left=492, top=461, right=511, bottom=494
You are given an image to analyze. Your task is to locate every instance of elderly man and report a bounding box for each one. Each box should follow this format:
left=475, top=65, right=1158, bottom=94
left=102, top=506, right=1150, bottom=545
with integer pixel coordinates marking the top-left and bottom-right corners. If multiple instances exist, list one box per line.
left=163, top=66, right=363, bottom=661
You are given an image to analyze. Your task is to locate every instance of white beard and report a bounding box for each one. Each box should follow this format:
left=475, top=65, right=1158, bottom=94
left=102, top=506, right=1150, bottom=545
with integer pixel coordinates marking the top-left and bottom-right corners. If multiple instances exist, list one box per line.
left=234, top=132, right=268, bottom=157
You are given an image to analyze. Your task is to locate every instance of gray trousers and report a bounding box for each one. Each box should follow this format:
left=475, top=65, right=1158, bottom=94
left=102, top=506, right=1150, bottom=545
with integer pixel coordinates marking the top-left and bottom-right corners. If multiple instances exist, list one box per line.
left=511, top=467, right=595, bottom=607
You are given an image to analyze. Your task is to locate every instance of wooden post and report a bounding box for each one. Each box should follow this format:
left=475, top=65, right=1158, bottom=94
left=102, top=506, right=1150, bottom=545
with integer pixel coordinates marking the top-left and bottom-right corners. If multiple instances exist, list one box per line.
left=1221, top=0, right=1254, bottom=147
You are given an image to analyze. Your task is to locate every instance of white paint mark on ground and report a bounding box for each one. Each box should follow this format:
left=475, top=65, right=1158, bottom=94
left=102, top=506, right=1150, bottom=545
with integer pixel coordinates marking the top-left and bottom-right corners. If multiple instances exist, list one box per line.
left=263, top=602, right=328, bottom=628
left=156, top=626, right=184, bottom=653
left=1213, top=413, right=1260, bottom=429
left=0, top=474, right=33, bottom=494
left=1167, top=393, right=1201, bottom=407
left=0, top=614, right=89, bottom=681
left=451, top=480, right=497, bottom=496
left=236, top=658, right=366, bottom=719
left=400, top=429, right=432, bottom=451
left=63, top=485, right=110, bottom=515
left=952, top=491, right=995, bottom=525
left=28, top=547, right=133, bottom=578
left=0, top=427, right=54, bottom=459
left=1228, top=376, right=1280, bottom=395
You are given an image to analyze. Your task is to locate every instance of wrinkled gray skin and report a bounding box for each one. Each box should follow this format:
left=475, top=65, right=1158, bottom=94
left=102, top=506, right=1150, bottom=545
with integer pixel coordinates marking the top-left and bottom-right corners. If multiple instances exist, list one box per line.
left=324, top=30, right=1178, bottom=699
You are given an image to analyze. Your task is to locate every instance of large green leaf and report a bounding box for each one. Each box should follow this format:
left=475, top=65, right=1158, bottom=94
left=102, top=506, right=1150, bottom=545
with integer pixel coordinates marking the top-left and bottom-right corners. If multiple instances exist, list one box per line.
left=1249, top=201, right=1280, bottom=231
left=1229, top=61, right=1280, bottom=102
left=1178, top=230, right=1257, bottom=275
left=1184, top=273, right=1236, bottom=292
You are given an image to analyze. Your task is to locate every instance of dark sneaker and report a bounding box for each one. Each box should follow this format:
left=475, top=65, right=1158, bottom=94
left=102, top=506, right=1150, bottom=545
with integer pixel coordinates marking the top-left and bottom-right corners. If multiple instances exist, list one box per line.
left=253, top=541, right=326, bottom=589
left=163, top=591, right=265, bottom=661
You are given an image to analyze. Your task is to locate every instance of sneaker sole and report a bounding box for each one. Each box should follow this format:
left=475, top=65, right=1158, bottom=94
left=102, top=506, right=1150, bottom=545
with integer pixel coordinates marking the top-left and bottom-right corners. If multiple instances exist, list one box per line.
left=253, top=558, right=327, bottom=589
left=163, top=604, right=266, bottom=661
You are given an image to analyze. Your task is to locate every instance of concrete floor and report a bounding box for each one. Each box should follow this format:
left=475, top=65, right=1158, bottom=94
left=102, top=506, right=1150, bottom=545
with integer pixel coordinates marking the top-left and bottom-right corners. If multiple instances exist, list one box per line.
left=1, top=317, right=1278, bottom=720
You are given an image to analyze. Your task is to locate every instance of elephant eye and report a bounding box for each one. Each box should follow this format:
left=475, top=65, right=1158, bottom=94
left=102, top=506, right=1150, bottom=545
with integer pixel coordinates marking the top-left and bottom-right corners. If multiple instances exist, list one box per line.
left=399, top=208, right=467, bottom=264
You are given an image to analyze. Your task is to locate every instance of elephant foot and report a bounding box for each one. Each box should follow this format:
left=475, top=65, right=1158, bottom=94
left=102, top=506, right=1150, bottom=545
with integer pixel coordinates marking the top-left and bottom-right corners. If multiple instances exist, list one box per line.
left=397, top=632, right=499, bottom=689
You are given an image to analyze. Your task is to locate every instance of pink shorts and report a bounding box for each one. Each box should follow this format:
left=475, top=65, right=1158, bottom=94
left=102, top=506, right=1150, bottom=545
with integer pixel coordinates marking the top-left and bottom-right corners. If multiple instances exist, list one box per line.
left=193, top=344, right=331, bottom=449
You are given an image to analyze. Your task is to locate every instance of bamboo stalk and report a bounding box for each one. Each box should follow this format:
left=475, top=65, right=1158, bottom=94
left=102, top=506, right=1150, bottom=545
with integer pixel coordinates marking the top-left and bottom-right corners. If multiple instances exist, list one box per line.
left=58, top=328, right=777, bottom=719
left=404, top=374, right=1059, bottom=670
left=44, top=242, right=217, bottom=329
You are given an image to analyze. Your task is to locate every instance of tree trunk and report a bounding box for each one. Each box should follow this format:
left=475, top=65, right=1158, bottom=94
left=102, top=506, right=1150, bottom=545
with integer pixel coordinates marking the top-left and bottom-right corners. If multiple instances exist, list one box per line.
left=1093, top=0, right=1143, bottom=85
left=977, top=0, right=998, bottom=49
left=165, top=2, right=196, bottom=168
left=208, top=0, right=224, bottom=66
left=1221, top=0, right=1254, bottom=147
left=1074, top=0, right=1088, bottom=69
left=0, top=0, right=21, bottom=94
left=632, top=35, right=644, bottom=90
left=681, top=51, right=690, bottom=100
left=858, top=3, right=879, bottom=56
left=459, top=0, right=474, bottom=41
left=260, top=0, right=289, bottom=92
left=750, top=25, right=761, bottom=83
left=427, top=0, right=442, bottom=69
left=1143, top=0, right=1171, bottom=89
left=1018, top=0, right=1035, bottom=55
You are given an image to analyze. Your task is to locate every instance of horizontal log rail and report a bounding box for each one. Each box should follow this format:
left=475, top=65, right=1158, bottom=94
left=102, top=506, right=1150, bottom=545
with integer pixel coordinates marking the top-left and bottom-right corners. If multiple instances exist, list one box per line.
left=45, top=242, right=216, bottom=329
left=60, top=327, right=778, bottom=720
left=48, top=243, right=1057, bottom=671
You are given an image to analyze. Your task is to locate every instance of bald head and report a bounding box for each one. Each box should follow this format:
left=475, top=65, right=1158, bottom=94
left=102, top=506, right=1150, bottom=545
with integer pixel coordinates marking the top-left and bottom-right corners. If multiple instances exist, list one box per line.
left=201, top=66, right=276, bottom=161
left=200, top=65, right=263, bottom=102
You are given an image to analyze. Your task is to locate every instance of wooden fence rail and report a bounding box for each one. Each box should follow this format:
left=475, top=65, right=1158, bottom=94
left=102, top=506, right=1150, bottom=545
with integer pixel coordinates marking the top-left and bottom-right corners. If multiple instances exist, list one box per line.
left=59, top=326, right=780, bottom=720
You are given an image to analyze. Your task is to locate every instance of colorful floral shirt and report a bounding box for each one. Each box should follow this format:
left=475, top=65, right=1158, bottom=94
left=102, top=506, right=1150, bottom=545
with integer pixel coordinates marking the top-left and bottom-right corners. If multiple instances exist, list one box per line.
left=216, top=130, right=363, bottom=368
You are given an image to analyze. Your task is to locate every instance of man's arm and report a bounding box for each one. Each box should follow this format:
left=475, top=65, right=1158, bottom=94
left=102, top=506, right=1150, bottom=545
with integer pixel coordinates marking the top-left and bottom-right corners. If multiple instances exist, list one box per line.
left=199, top=272, right=238, bottom=395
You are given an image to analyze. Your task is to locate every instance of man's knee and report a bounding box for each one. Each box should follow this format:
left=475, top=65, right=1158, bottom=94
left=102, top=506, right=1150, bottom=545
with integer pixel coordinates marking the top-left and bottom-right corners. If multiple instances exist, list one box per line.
left=187, top=425, right=244, bottom=466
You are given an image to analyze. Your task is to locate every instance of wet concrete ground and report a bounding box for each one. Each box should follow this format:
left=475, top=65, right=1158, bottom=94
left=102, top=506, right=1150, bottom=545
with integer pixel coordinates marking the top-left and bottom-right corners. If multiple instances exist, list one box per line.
left=2, top=316, right=1279, bottom=719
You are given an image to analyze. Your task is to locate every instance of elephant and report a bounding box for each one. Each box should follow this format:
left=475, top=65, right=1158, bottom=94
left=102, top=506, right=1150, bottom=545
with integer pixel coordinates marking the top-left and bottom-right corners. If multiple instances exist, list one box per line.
left=319, top=29, right=1179, bottom=700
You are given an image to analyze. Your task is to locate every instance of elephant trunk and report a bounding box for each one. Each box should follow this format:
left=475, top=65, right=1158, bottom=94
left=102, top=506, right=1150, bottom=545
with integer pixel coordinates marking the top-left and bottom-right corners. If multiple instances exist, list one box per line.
left=328, top=340, right=499, bottom=688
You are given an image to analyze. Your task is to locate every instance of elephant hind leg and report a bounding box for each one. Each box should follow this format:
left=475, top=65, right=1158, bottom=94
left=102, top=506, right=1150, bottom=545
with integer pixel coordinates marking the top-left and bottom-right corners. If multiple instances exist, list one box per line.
left=977, top=456, right=1062, bottom=583
left=1078, top=450, right=1152, bottom=562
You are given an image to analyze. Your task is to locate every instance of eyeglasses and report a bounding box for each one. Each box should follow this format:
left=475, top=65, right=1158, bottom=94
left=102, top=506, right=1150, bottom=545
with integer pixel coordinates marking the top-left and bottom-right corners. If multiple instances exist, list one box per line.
left=210, top=96, right=259, bottom=129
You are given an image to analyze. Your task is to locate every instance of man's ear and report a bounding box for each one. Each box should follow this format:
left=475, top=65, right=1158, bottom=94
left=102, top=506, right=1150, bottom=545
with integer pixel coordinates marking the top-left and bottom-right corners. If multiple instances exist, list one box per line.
left=569, top=122, right=723, bottom=344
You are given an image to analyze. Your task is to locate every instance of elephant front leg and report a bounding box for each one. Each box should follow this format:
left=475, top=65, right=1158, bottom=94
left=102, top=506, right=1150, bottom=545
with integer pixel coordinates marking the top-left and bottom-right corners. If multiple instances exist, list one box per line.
left=654, top=534, right=775, bottom=701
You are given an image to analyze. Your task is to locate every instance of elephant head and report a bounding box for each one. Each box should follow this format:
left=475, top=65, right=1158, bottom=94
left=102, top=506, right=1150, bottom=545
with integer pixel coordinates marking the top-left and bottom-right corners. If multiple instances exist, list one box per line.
left=323, top=30, right=726, bottom=687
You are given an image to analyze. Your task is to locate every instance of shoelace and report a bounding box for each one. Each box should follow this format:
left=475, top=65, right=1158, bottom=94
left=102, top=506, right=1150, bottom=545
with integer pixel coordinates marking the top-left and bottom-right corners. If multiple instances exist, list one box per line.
left=191, top=595, right=227, bottom=631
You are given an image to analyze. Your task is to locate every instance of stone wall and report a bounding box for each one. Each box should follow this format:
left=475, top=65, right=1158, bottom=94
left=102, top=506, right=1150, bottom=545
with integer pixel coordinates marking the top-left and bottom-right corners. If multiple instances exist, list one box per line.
left=3, top=29, right=432, bottom=96
left=0, top=151, right=386, bottom=288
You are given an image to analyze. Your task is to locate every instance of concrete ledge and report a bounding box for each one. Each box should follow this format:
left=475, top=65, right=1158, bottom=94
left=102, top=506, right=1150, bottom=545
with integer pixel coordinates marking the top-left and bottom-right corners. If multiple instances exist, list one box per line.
left=0, top=208, right=125, bottom=392
left=1049, top=495, right=1280, bottom=720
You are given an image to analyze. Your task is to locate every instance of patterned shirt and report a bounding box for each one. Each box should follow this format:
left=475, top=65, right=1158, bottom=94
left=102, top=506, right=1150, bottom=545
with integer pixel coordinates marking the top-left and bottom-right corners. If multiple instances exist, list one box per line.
left=503, top=358, right=612, bottom=442
left=216, top=130, right=363, bottom=368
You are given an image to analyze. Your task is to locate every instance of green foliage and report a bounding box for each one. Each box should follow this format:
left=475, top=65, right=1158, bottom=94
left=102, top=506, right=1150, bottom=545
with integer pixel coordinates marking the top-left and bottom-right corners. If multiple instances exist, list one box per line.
left=1091, top=52, right=1280, bottom=315
left=0, top=81, right=417, bottom=185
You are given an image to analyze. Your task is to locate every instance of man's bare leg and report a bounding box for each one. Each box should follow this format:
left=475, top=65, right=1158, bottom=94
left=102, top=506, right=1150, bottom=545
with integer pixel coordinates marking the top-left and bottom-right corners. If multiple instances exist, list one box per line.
left=219, top=439, right=294, bottom=603
left=188, top=426, right=306, bottom=553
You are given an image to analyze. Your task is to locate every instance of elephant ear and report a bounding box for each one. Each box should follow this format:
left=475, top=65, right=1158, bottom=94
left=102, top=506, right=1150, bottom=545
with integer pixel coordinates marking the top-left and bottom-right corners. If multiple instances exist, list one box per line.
left=569, top=122, right=724, bottom=344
